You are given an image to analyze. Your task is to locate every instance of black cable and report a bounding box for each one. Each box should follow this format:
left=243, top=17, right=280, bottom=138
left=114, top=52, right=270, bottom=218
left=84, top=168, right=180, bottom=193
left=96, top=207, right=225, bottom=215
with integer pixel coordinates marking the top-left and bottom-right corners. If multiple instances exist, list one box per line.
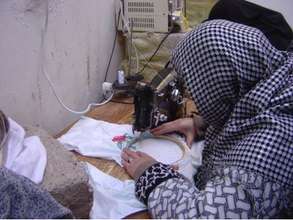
left=103, top=9, right=121, bottom=82
left=164, top=60, right=171, bottom=68
left=184, top=0, right=187, bottom=17
left=135, top=2, right=179, bottom=76
left=136, top=30, right=172, bottom=75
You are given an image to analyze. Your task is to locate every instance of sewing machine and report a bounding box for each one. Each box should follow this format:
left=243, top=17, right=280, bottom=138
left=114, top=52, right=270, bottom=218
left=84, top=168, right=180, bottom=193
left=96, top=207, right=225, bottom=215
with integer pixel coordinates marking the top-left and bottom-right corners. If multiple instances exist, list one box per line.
left=133, top=67, right=186, bottom=131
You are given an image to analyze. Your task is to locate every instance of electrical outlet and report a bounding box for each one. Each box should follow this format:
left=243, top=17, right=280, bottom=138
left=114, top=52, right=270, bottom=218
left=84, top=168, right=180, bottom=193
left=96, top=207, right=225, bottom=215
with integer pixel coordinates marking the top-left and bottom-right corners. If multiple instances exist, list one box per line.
left=102, top=82, right=113, bottom=98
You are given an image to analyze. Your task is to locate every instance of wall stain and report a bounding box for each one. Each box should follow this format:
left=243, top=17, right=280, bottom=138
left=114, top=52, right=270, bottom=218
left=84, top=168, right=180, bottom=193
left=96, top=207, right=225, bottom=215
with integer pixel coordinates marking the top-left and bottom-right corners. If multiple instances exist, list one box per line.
left=31, top=92, right=36, bottom=101
left=24, top=0, right=45, bottom=13
left=36, top=72, right=43, bottom=111
left=87, top=54, right=90, bottom=88
left=36, top=0, right=49, bottom=124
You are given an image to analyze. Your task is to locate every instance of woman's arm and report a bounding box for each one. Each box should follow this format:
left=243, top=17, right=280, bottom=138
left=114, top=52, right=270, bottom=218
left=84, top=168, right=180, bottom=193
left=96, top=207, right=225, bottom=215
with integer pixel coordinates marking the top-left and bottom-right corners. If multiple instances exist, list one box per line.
left=151, top=116, right=207, bottom=147
left=135, top=163, right=288, bottom=218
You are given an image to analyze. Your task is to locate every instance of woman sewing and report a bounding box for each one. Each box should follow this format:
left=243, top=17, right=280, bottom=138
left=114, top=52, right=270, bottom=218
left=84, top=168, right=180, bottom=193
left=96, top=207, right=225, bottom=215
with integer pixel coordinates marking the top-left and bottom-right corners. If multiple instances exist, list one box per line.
left=122, top=20, right=293, bottom=218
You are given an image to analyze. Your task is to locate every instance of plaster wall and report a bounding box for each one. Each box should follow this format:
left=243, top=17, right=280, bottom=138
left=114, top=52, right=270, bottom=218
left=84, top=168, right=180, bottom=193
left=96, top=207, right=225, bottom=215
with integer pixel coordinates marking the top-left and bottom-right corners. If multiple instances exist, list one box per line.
left=0, top=0, right=123, bottom=135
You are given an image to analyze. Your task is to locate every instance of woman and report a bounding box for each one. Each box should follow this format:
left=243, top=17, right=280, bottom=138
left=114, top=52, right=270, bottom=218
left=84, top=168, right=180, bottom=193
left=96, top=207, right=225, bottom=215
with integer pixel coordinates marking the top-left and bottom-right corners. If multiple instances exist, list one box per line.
left=122, top=19, right=293, bottom=218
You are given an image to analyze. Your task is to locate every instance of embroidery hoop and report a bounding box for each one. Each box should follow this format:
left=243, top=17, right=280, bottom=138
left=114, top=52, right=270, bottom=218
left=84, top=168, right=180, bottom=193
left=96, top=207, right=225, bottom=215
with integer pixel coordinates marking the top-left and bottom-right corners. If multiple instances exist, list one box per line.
left=130, top=134, right=191, bottom=165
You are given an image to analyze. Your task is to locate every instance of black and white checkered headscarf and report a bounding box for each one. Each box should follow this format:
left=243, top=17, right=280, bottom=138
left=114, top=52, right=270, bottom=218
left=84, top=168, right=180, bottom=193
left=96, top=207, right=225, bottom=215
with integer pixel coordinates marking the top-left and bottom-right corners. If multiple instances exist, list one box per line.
left=171, top=20, right=293, bottom=188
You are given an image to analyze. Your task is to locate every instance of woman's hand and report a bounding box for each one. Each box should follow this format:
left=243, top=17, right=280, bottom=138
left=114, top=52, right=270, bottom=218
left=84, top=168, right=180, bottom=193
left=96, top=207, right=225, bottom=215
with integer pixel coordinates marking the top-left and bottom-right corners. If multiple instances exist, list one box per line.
left=121, top=149, right=157, bottom=180
left=151, top=118, right=196, bottom=147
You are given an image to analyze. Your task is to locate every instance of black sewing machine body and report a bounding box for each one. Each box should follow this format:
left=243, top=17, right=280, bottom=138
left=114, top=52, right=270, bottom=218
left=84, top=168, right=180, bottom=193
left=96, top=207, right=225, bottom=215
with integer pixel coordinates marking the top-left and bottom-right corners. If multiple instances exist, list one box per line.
left=133, top=68, right=186, bottom=131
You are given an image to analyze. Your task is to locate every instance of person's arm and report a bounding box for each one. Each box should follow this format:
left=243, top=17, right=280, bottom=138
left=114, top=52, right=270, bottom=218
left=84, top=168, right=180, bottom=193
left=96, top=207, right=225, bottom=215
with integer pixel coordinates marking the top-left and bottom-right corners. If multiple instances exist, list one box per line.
left=135, top=163, right=288, bottom=218
left=122, top=149, right=289, bottom=218
left=122, top=150, right=254, bottom=218
left=135, top=163, right=253, bottom=218
left=151, top=116, right=207, bottom=147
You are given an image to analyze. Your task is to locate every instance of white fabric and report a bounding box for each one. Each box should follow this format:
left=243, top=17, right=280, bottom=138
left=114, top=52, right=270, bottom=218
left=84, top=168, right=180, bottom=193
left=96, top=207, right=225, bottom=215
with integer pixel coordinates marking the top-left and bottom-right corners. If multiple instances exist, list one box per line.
left=136, top=136, right=204, bottom=181
left=184, top=140, right=204, bottom=180
left=59, top=117, right=204, bottom=218
left=86, top=163, right=146, bottom=219
left=1, top=118, right=47, bottom=184
left=58, top=117, right=204, bottom=180
left=58, top=117, right=133, bottom=166
left=190, top=140, right=204, bottom=168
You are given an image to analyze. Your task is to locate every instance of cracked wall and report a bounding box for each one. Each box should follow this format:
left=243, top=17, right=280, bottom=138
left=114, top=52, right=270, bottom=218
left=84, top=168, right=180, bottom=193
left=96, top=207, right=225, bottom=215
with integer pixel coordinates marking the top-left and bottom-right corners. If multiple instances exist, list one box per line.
left=0, top=0, right=123, bottom=135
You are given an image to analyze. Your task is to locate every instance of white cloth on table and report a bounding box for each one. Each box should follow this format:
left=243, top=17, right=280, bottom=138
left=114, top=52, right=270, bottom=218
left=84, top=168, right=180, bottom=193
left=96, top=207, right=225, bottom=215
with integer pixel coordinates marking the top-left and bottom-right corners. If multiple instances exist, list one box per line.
left=58, top=116, right=204, bottom=180
left=86, top=163, right=146, bottom=219
left=58, top=116, right=133, bottom=166
left=59, top=116, right=204, bottom=219
left=1, top=118, right=47, bottom=184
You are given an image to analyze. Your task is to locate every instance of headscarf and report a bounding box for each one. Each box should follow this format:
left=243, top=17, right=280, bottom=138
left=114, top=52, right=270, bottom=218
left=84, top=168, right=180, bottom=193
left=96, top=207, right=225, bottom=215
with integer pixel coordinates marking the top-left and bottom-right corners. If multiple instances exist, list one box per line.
left=171, top=20, right=293, bottom=188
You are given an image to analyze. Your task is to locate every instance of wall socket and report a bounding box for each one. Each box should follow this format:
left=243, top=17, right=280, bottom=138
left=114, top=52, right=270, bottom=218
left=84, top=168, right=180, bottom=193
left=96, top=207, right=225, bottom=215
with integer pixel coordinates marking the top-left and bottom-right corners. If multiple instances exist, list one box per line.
left=102, top=82, right=113, bottom=98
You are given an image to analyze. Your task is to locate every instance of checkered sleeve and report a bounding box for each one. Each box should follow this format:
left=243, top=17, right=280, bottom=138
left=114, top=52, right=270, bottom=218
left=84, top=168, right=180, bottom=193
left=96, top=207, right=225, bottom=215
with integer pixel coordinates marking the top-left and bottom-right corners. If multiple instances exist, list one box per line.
left=135, top=164, right=291, bottom=218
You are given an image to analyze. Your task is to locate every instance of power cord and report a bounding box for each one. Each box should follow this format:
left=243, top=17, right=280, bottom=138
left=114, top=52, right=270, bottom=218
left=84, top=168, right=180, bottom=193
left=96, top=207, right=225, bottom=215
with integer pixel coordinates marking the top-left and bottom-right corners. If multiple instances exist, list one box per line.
left=119, top=0, right=176, bottom=76
left=136, top=31, right=172, bottom=75
left=104, top=9, right=121, bottom=82
left=119, top=1, right=140, bottom=74
left=134, top=0, right=179, bottom=75
left=40, top=4, right=117, bottom=115
left=42, top=70, right=114, bottom=114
